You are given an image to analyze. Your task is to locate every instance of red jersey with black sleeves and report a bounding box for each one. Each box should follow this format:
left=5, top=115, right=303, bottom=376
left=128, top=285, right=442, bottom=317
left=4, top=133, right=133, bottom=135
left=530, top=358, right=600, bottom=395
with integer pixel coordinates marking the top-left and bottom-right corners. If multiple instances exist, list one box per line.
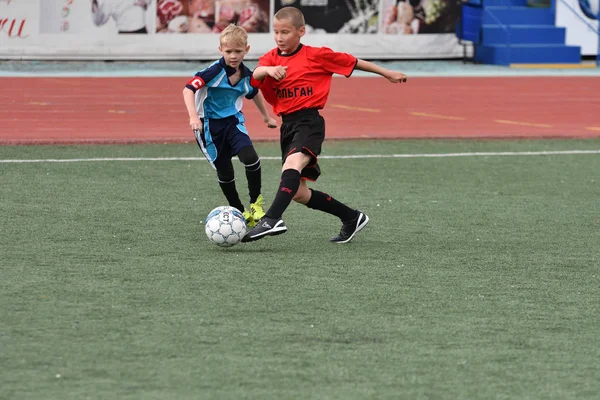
left=250, top=44, right=357, bottom=116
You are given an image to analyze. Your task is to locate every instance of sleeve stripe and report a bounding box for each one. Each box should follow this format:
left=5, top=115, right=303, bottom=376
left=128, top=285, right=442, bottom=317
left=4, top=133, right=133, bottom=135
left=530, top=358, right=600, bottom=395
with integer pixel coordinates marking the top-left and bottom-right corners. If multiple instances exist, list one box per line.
left=346, top=59, right=358, bottom=78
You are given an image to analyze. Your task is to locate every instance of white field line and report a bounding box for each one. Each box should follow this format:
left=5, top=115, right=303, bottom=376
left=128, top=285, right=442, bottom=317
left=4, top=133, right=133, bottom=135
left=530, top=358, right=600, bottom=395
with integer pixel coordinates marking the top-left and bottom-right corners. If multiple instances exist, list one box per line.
left=1, top=150, right=600, bottom=164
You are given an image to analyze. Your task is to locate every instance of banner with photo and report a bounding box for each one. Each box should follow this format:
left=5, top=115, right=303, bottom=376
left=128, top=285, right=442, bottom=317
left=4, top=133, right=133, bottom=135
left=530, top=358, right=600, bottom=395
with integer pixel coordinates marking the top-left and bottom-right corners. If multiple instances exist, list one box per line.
left=555, top=0, right=599, bottom=56
left=0, top=0, right=462, bottom=59
left=38, top=0, right=155, bottom=34
left=380, top=0, right=459, bottom=35
left=274, top=0, right=379, bottom=34
left=156, top=0, right=270, bottom=33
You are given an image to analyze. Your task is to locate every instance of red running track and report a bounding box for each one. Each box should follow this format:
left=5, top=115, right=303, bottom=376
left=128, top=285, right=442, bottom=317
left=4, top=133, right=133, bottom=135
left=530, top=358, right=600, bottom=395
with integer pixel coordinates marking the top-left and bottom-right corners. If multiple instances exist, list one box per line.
left=1, top=76, right=599, bottom=145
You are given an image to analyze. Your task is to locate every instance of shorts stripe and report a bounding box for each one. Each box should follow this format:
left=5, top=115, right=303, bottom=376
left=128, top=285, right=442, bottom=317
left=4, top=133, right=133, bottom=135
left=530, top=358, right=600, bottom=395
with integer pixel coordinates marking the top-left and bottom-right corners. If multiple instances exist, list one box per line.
left=194, top=127, right=217, bottom=170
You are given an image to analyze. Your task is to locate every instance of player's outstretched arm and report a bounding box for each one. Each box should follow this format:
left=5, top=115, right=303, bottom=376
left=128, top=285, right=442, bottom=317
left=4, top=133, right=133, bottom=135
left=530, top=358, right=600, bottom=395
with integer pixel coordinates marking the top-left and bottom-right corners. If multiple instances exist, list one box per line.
left=252, top=91, right=278, bottom=128
left=355, top=59, right=407, bottom=83
left=253, top=66, right=288, bottom=81
left=182, top=87, right=202, bottom=131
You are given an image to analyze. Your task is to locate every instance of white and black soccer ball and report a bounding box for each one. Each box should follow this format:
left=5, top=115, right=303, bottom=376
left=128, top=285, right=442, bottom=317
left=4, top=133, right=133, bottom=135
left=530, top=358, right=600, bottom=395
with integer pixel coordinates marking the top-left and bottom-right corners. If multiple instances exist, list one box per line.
left=204, top=206, right=247, bottom=247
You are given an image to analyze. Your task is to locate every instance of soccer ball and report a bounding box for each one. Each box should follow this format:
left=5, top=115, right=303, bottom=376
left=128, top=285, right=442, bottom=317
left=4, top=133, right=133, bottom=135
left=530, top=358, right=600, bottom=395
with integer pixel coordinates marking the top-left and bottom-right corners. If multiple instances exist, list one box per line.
left=204, top=206, right=247, bottom=247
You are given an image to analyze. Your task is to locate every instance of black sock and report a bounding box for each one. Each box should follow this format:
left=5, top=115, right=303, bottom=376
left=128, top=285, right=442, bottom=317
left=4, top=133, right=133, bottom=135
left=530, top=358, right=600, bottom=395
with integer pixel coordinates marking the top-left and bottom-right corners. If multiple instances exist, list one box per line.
left=218, top=179, right=245, bottom=213
left=305, top=189, right=357, bottom=222
left=245, top=159, right=261, bottom=204
left=265, top=169, right=301, bottom=219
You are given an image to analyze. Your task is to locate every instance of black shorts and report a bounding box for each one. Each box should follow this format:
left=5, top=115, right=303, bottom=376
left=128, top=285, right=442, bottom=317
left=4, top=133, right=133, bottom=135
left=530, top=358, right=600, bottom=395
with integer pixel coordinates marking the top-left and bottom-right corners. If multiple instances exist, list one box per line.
left=280, top=108, right=325, bottom=181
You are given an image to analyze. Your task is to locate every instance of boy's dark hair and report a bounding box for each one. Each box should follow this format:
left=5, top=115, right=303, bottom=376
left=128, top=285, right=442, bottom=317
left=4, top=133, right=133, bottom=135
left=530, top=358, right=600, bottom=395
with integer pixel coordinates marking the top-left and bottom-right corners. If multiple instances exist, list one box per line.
left=274, top=6, right=305, bottom=29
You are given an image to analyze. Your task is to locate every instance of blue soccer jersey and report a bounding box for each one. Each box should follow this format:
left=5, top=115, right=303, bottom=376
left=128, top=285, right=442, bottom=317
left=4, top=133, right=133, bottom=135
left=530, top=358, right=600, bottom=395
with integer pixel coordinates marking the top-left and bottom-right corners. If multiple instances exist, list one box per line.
left=185, top=58, right=259, bottom=120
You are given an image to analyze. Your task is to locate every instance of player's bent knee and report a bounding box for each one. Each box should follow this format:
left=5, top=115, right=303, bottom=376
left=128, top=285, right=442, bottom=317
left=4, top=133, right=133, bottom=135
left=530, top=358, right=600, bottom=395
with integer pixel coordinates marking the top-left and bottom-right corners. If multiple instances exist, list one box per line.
left=283, top=152, right=310, bottom=171
left=238, top=145, right=259, bottom=167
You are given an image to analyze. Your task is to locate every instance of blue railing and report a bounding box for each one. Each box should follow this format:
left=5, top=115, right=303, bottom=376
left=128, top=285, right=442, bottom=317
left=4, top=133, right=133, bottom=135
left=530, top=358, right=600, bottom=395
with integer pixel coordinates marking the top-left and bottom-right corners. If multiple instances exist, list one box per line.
left=555, top=0, right=600, bottom=66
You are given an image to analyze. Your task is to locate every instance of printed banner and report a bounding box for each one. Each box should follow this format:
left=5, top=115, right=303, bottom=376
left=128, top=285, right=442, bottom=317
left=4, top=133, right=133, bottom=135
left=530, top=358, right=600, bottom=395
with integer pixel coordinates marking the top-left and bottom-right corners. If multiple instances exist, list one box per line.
left=38, top=0, right=155, bottom=34
left=274, top=0, right=379, bottom=34
left=156, top=0, right=270, bottom=33
left=0, top=0, right=33, bottom=39
left=380, top=0, right=459, bottom=34
left=0, top=0, right=463, bottom=59
left=556, top=0, right=599, bottom=55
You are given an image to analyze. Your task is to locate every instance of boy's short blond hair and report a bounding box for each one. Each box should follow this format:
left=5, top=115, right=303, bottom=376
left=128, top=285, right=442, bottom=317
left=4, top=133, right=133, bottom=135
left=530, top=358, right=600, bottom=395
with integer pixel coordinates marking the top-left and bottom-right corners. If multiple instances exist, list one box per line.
left=274, top=6, right=305, bottom=29
left=220, top=24, right=248, bottom=47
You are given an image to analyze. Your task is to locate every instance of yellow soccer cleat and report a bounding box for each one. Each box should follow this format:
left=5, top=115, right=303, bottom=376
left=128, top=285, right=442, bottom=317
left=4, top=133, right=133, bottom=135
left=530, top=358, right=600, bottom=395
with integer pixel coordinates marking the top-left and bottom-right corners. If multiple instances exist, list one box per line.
left=250, top=194, right=266, bottom=222
left=243, top=209, right=256, bottom=228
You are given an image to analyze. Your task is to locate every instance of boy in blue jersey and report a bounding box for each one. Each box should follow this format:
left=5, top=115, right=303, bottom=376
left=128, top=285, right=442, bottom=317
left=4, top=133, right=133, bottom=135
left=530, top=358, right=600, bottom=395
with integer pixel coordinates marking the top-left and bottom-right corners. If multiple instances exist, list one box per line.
left=183, top=24, right=277, bottom=227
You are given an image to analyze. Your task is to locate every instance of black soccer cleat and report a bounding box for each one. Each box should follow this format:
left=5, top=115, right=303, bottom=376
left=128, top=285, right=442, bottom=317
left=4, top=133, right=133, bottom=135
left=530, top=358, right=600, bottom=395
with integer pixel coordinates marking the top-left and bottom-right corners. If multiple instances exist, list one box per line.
left=330, top=211, right=369, bottom=244
left=242, top=217, right=288, bottom=242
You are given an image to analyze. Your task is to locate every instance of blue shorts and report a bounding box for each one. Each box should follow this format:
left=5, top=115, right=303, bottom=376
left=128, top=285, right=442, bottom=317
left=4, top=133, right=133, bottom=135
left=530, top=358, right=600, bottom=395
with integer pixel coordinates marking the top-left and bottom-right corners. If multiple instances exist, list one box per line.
left=194, top=112, right=253, bottom=172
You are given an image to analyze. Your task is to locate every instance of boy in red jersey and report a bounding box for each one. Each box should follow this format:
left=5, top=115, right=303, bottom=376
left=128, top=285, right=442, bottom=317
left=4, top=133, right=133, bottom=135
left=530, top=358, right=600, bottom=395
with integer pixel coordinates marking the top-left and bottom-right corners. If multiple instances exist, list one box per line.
left=242, top=6, right=407, bottom=244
